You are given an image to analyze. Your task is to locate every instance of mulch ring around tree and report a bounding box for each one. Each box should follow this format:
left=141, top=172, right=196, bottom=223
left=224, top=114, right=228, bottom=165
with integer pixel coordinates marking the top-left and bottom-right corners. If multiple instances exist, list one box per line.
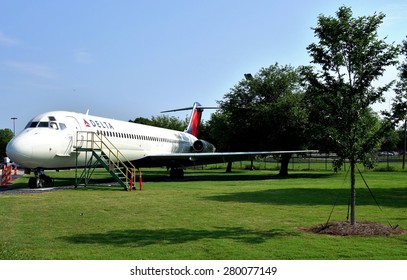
left=303, top=221, right=406, bottom=236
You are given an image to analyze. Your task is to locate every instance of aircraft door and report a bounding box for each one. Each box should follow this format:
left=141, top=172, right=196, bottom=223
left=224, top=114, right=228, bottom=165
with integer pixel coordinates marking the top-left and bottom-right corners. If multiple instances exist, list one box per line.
left=65, top=116, right=83, bottom=152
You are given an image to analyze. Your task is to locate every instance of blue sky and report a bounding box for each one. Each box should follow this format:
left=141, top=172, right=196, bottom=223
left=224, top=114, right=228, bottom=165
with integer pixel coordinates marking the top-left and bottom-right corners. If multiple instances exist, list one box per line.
left=1, top=0, right=406, bottom=133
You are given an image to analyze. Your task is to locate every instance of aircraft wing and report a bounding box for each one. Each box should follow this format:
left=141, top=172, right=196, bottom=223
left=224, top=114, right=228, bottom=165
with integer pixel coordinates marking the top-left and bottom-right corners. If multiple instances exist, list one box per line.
left=134, top=150, right=318, bottom=168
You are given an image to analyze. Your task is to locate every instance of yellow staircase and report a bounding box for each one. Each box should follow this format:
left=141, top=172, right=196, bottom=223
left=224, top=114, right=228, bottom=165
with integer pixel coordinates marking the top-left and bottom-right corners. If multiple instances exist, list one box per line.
left=74, top=131, right=137, bottom=191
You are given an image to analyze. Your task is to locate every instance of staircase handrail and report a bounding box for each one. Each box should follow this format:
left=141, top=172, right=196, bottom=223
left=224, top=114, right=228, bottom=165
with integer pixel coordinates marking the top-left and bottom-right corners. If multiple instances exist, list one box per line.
left=76, top=131, right=137, bottom=189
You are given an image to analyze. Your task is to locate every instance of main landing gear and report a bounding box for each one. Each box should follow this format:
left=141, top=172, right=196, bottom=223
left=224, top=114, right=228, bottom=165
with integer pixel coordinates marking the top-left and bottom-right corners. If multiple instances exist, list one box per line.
left=169, top=168, right=184, bottom=180
left=27, top=169, right=54, bottom=188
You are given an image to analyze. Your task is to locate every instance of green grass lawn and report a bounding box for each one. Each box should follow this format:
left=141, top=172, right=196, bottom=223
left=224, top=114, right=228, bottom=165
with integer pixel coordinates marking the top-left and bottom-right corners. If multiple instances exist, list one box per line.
left=0, top=168, right=406, bottom=260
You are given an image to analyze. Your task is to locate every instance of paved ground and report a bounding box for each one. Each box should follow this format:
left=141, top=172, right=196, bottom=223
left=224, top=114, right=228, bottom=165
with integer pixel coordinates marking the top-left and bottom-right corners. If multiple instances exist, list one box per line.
left=0, top=184, right=77, bottom=195
left=0, top=170, right=77, bottom=195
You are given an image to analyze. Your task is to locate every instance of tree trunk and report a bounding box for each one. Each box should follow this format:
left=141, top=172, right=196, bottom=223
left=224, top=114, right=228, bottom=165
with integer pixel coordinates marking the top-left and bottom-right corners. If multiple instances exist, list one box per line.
left=350, top=159, right=356, bottom=225
left=225, top=161, right=232, bottom=173
left=279, top=153, right=292, bottom=176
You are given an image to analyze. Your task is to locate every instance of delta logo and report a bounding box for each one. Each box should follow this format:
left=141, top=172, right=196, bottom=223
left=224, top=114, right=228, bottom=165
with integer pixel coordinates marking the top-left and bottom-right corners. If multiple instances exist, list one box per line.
left=83, top=119, right=91, bottom=127
left=83, top=119, right=114, bottom=130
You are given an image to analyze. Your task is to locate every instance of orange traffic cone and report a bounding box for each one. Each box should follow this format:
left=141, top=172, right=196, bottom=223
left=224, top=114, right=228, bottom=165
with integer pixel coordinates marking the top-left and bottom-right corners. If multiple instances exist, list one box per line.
left=1, top=174, right=5, bottom=187
left=1, top=166, right=8, bottom=187
left=129, top=173, right=134, bottom=191
left=6, top=166, right=12, bottom=184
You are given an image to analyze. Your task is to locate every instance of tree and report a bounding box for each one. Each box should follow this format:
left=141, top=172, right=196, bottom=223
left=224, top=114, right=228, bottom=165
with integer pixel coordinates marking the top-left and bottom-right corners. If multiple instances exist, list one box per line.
left=206, top=111, right=232, bottom=152
left=130, top=115, right=188, bottom=131
left=379, top=126, right=399, bottom=152
left=391, top=38, right=407, bottom=128
left=215, top=63, right=309, bottom=176
left=390, top=37, right=407, bottom=167
left=130, top=117, right=153, bottom=126
left=206, top=111, right=234, bottom=172
left=0, top=128, right=14, bottom=158
left=302, top=6, right=400, bottom=225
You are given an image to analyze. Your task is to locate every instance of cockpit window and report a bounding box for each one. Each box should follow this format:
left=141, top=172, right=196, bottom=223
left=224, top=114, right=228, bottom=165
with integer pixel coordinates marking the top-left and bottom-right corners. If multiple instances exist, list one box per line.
left=24, top=117, right=66, bottom=131
left=25, top=121, right=39, bottom=128
left=25, top=120, right=63, bottom=129
left=38, top=122, right=49, bottom=128
left=59, top=123, right=67, bottom=130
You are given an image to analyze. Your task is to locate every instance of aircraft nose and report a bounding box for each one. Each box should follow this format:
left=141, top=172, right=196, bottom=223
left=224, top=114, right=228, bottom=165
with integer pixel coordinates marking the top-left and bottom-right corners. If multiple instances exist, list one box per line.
left=6, top=134, right=33, bottom=165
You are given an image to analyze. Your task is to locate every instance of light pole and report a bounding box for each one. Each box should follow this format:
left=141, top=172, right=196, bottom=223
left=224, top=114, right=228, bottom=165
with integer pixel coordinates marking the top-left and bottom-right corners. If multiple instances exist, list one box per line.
left=244, top=73, right=253, bottom=80
left=244, top=73, right=254, bottom=170
left=11, top=117, right=17, bottom=135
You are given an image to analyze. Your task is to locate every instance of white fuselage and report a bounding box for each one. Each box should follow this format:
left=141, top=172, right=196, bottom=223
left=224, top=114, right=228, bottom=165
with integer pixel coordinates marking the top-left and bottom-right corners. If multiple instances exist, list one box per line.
left=6, top=111, right=197, bottom=169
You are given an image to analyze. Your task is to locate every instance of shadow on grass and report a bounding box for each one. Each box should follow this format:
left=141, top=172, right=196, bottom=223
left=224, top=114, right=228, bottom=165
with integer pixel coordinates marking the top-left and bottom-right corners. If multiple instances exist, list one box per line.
left=4, top=169, right=335, bottom=187
left=59, top=227, right=299, bottom=247
left=141, top=170, right=336, bottom=182
left=204, top=187, right=407, bottom=208
left=58, top=171, right=335, bottom=188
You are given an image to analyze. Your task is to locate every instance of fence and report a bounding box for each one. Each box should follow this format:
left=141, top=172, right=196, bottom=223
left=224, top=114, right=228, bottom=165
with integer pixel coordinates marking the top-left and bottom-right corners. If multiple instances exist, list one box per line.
left=201, top=153, right=407, bottom=172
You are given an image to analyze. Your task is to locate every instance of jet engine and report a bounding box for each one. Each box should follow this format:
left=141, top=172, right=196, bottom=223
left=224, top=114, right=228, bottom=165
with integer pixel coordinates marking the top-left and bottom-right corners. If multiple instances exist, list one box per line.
left=192, top=139, right=216, bottom=153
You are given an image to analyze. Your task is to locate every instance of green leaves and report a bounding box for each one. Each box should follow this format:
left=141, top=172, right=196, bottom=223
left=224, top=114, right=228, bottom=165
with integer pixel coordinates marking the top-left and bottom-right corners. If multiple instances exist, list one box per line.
left=308, top=6, right=398, bottom=99
left=304, top=5, right=400, bottom=163
left=0, top=128, right=14, bottom=157
left=215, top=63, right=309, bottom=154
left=130, top=115, right=188, bottom=131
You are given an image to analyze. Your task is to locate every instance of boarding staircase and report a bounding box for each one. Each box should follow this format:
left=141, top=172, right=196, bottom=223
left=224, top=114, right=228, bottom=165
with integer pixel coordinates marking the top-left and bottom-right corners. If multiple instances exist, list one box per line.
left=74, top=131, right=137, bottom=191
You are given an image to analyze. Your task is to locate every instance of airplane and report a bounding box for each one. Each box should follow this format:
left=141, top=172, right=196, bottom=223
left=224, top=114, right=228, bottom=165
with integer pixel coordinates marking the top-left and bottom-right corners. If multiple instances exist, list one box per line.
left=6, top=102, right=317, bottom=188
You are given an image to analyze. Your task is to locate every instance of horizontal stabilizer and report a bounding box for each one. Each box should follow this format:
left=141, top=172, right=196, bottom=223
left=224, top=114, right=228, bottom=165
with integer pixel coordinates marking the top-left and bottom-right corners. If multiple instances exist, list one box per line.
left=161, top=105, right=218, bottom=113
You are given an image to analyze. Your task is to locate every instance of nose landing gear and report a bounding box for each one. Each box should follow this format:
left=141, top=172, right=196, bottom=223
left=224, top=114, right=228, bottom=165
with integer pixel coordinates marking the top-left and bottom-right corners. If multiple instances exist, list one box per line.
left=28, top=169, right=54, bottom=188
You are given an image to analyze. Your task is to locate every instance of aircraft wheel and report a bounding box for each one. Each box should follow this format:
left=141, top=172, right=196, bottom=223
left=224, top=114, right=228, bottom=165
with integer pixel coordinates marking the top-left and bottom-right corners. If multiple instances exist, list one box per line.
left=170, top=168, right=184, bottom=180
left=28, top=177, right=43, bottom=188
left=179, top=169, right=184, bottom=179
left=28, top=177, right=36, bottom=188
left=170, top=169, right=176, bottom=179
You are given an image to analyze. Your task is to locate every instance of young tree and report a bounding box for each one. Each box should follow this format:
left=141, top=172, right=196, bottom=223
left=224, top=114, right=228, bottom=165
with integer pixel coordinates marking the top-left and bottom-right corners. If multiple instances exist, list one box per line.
left=302, top=6, right=400, bottom=225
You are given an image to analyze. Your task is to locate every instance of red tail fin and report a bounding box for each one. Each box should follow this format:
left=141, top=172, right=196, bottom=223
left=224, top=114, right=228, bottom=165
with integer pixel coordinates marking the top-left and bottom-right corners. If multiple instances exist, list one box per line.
left=186, top=102, right=203, bottom=137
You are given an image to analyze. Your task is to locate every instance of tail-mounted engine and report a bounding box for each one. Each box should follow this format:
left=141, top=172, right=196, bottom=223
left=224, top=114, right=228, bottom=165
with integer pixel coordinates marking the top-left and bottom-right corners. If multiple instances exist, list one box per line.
left=192, top=139, right=216, bottom=153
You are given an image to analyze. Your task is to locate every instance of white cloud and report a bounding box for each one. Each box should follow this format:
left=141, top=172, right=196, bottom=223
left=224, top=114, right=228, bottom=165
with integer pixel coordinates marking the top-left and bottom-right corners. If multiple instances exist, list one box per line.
left=0, top=31, right=19, bottom=46
left=5, top=61, right=57, bottom=79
